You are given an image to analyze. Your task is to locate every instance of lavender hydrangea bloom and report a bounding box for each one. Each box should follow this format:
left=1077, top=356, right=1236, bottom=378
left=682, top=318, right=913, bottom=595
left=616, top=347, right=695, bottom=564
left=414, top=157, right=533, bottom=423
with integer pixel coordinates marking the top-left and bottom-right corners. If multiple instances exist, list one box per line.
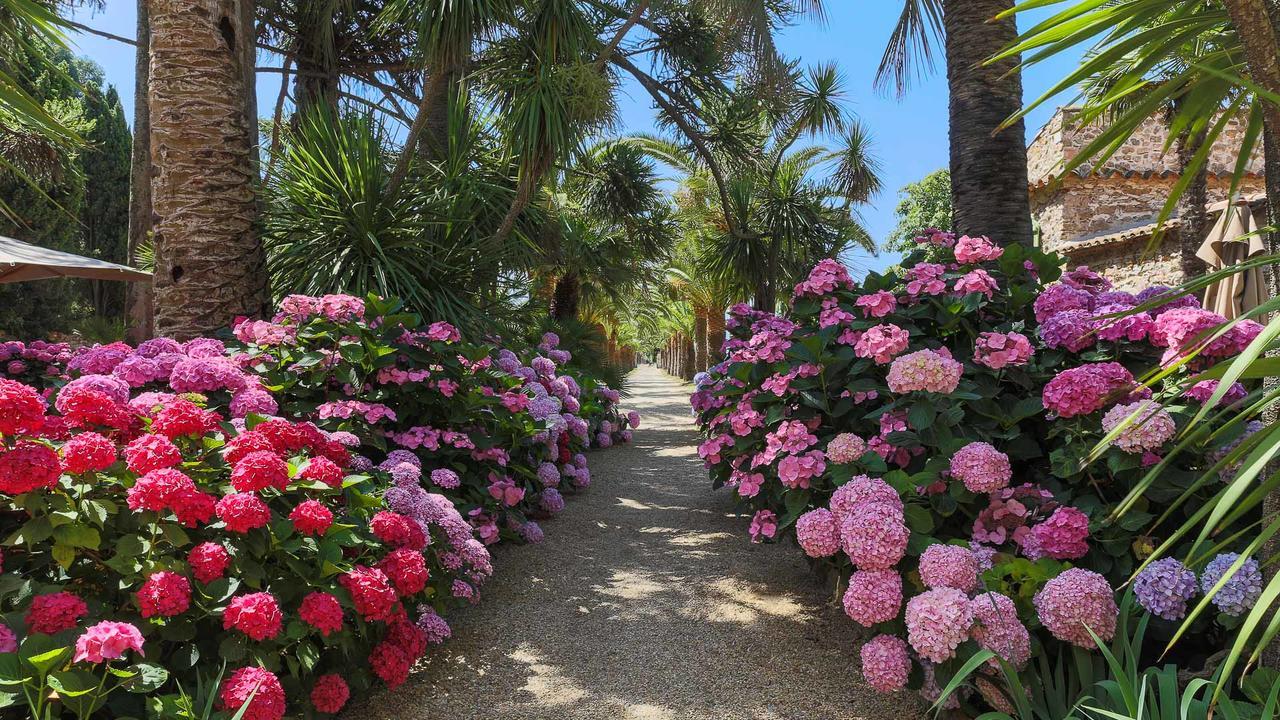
left=531, top=356, right=556, bottom=377
left=540, top=488, right=565, bottom=513
left=536, top=462, right=560, bottom=487
left=1134, top=558, right=1197, bottom=620
left=1201, top=553, right=1264, bottom=616
left=520, top=521, right=544, bottom=544
left=529, top=395, right=561, bottom=420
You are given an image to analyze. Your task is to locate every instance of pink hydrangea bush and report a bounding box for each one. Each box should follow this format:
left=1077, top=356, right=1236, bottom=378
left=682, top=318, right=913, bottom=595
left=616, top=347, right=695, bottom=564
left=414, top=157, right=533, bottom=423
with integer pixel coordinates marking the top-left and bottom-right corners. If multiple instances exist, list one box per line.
left=691, top=237, right=1262, bottom=711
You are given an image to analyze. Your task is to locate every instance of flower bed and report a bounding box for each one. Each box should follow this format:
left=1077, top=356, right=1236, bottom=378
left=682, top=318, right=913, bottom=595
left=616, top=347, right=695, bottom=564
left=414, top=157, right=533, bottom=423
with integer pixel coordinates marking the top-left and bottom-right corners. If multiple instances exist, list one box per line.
left=0, top=294, right=638, bottom=718
left=691, top=232, right=1264, bottom=711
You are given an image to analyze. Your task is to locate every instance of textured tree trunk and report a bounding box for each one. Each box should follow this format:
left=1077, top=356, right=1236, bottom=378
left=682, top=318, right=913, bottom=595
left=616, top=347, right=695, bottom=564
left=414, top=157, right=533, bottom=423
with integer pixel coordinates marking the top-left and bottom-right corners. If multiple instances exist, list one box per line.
left=1176, top=129, right=1209, bottom=283
left=126, top=0, right=154, bottom=343
left=550, top=271, right=581, bottom=321
left=693, top=309, right=709, bottom=372
left=291, top=1, right=340, bottom=120
left=148, top=0, right=269, bottom=340
left=943, top=0, right=1032, bottom=246
left=681, top=334, right=695, bottom=381
left=1222, top=0, right=1280, bottom=668
left=421, top=62, right=465, bottom=164
left=706, top=305, right=726, bottom=366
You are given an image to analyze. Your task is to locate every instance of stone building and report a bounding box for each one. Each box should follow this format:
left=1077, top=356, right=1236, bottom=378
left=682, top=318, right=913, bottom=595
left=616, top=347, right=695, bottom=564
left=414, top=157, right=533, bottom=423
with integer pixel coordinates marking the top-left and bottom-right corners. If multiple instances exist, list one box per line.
left=1027, top=107, right=1266, bottom=291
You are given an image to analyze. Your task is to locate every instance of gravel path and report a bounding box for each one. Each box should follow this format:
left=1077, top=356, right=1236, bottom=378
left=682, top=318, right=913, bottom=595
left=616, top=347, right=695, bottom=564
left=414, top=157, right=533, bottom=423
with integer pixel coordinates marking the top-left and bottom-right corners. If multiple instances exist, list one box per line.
left=349, top=365, right=923, bottom=720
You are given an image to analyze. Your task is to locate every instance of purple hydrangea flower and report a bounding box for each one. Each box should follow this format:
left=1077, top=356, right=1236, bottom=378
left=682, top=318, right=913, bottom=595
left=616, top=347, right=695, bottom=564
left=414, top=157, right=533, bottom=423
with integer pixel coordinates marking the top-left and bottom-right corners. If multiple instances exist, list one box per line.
left=1201, top=553, right=1263, bottom=616
left=1134, top=557, right=1197, bottom=620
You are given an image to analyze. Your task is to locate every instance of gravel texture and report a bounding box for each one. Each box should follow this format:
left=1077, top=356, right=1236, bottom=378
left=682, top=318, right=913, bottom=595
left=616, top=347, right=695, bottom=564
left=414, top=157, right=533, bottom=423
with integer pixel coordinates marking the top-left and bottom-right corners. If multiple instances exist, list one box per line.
left=348, top=366, right=925, bottom=720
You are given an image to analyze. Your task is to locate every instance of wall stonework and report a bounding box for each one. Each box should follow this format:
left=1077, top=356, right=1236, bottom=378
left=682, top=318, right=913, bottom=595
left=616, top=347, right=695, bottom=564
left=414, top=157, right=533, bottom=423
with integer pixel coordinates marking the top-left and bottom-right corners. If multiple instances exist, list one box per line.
left=1064, top=234, right=1184, bottom=293
left=1028, top=107, right=1266, bottom=267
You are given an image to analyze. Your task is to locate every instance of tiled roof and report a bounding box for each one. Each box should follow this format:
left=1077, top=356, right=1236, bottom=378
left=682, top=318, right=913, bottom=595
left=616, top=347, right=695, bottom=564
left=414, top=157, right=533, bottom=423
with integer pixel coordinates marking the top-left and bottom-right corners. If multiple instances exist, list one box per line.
left=1030, top=168, right=1264, bottom=192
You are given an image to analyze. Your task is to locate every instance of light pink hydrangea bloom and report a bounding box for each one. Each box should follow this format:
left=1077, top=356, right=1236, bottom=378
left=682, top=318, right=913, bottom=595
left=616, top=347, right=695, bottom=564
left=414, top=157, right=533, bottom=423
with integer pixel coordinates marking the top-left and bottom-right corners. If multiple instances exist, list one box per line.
left=1034, top=568, right=1117, bottom=648
left=843, top=569, right=903, bottom=626
left=918, top=544, right=979, bottom=592
left=905, top=588, right=974, bottom=663
left=860, top=634, right=912, bottom=692
left=886, top=348, right=962, bottom=394
left=970, top=592, right=1031, bottom=669
left=841, top=502, right=908, bottom=570
left=795, top=508, right=841, bottom=557
left=1101, top=400, right=1175, bottom=453
left=949, top=441, right=1011, bottom=493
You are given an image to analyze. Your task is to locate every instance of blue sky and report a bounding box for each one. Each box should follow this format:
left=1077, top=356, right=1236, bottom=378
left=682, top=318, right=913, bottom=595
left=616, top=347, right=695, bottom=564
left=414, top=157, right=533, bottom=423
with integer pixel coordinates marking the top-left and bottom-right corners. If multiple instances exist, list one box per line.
left=66, top=3, right=1083, bottom=275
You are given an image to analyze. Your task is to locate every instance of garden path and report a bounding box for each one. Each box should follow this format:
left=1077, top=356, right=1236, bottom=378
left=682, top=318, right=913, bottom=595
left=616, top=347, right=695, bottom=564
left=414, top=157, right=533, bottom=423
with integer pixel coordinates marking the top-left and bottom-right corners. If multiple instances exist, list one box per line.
left=348, top=365, right=922, bottom=720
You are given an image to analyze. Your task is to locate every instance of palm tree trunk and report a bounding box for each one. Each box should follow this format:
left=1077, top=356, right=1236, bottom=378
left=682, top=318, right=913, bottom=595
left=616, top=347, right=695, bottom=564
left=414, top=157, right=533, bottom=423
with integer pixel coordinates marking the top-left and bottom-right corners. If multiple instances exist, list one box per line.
left=681, top=334, right=695, bottom=381
left=291, top=1, right=340, bottom=120
left=148, top=0, right=268, bottom=340
left=943, top=0, right=1032, bottom=246
left=1176, top=128, right=1209, bottom=283
left=706, top=305, right=726, bottom=366
left=693, top=309, right=709, bottom=372
left=1222, top=0, right=1280, bottom=669
left=126, top=0, right=153, bottom=343
left=550, top=271, right=581, bottom=321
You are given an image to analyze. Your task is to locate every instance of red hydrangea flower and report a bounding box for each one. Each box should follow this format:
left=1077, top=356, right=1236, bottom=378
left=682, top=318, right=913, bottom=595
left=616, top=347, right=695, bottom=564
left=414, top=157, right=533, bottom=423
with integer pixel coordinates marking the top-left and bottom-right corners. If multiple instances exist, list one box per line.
left=230, top=450, right=290, bottom=493
left=61, top=432, right=117, bottom=474
left=123, top=434, right=183, bottom=474
left=368, top=640, right=411, bottom=688
left=216, top=492, right=271, bottom=533
left=369, top=511, right=426, bottom=550
left=376, top=548, right=429, bottom=596
left=338, top=565, right=399, bottom=621
left=172, top=487, right=217, bottom=527
left=289, top=500, right=333, bottom=537
left=222, top=592, right=282, bottom=641
left=188, top=542, right=231, bottom=583
left=150, top=399, right=219, bottom=439
left=300, top=456, right=344, bottom=487
left=255, top=419, right=320, bottom=453
left=56, top=386, right=134, bottom=430
left=25, top=591, right=87, bottom=634
left=0, top=441, right=61, bottom=495
left=136, top=571, right=191, bottom=617
left=385, top=617, right=428, bottom=660
left=219, top=666, right=286, bottom=720
left=127, top=468, right=196, bottom=513
left=310, top=673, right=349, bottom=714
left=0, top=379, right=46, bottom=436
left=298, top=591, right=343, bottom=636
left=223, top=431, right=278, bottom=465
left=314, top=440, right=351, bottom=469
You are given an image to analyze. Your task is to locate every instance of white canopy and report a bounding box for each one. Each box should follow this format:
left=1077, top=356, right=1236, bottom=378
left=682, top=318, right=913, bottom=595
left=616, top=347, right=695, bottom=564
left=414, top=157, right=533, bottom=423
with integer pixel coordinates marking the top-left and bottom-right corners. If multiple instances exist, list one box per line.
left=0, top=234, right=150, bottom=283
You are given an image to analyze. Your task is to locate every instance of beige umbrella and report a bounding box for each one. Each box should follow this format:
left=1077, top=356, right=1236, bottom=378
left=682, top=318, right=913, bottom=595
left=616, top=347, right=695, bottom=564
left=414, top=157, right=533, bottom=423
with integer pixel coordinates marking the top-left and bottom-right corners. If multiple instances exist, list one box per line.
left=1197, top=198, right=1267, bottom=320
left=0, top=234, right=151, bottom=283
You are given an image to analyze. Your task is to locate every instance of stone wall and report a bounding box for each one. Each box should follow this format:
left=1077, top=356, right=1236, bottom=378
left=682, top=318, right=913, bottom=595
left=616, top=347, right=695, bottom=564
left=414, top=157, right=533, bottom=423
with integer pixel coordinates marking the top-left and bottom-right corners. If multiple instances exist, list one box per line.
left=1027, top=107, right=1264, bottom=186
left=1062, top=232, right=1183, bottom=293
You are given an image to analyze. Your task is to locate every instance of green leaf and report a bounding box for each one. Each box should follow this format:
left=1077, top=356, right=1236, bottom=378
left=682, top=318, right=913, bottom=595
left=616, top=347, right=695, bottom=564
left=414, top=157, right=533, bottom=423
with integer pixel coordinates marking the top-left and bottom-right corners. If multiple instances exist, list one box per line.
left=53, top=523, right=100, bottom=549
left=47, top=669, right=101, bottom=698
left=51, top=543, right=75, bottom=569
left=124, top=662, right=169, bottom=693
left=23, top=645, right=71, bottom=676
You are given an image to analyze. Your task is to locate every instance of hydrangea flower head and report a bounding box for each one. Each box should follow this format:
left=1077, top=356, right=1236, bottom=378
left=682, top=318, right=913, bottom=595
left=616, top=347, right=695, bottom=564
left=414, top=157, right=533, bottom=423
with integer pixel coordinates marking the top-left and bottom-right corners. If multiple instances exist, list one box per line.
left=841, top=502, right=908, bottom=570
left=974, top=331, right=1033, bottom=369
left=887, top=348, right=962, bottom=394
left=1034, top=568, right=1117, bottom=648
left=970, top=592, right=1030, bottom=669
left=795, top=508, right=840, bottom=557
left=905, top=588, right=974, bottom=663
left=918, top=544, right=979, bottom=592
left=949, top=442, right=1011, bottom=493
left=860, top=635, right=911, bottom=692
left=843, top=569, right=903, bottom=626
left=1200, top=552, right=1263, bottom=616
left=826, top=433, right=866, bottom=464
left=1101, top=400, right=1176, bottom=453
left=1134, top=557, right=1197, bottom=621
left=855, top=324, right=910, bottom=365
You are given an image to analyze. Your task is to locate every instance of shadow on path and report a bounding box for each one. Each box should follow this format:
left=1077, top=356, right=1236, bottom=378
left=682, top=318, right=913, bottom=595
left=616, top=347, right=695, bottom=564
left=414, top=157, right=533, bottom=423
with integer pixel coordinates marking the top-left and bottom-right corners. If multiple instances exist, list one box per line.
left=347, top=366, right=924, bottom=720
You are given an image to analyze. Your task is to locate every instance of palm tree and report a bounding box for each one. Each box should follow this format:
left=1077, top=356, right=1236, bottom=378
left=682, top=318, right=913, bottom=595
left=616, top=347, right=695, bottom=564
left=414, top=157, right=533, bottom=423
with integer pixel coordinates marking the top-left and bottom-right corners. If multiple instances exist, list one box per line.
left=877, top=0, right=1032, bottom=246
left=639, top=64, right=881, bottom=311
left=148, top=0, right=268, bottom=339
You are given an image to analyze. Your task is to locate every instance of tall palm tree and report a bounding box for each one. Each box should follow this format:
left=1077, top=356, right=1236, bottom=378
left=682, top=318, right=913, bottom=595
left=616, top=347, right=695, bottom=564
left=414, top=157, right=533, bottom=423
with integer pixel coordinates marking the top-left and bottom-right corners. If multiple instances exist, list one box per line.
left=148, top=0, right=268, bottom=339
left=877, top=0, right=1032, bottom=246
left=639, top=64, right=881, bottom=311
